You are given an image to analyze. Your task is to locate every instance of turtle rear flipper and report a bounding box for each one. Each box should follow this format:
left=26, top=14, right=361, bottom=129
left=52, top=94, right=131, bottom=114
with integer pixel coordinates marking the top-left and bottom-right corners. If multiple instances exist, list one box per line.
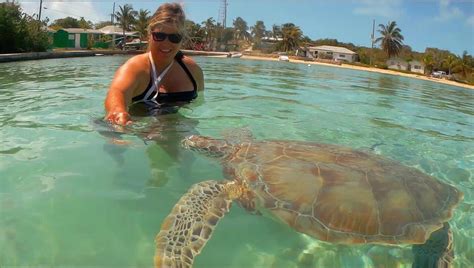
left=155, top=180, right=241, bottom=268
left=412, top=223, right=454, bottom=268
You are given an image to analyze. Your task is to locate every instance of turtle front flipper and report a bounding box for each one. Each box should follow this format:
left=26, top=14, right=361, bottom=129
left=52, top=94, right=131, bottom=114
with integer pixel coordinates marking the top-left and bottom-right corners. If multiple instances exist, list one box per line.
left=155, top=180, right=243, bottom=268
left=412, top=223, right=454, bottom=268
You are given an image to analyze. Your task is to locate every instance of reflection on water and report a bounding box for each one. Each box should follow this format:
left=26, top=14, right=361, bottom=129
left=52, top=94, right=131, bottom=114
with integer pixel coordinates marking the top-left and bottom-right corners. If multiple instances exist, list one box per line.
left=0, top=56, right=472, bottom=267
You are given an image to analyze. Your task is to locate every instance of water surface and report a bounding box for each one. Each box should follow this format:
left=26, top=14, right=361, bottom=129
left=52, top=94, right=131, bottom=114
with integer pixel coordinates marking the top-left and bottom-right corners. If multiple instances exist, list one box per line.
left=0, top=56, right=472, bottom=267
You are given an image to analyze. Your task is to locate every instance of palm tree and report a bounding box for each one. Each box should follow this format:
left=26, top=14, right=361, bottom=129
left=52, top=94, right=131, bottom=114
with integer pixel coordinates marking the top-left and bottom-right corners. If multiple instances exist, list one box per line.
left=443, top=55, right=461, bottom=75
left=375, top=21, right=404, bottom=59
left=277, top=23, right=302, bottom=52
left=78, top=17, right=92, bottom=29
left=460, top=51, right=473, bottom=77
left=250, top=20, right=265, bottom=46
left=115, top=4, right=137, bottom=49
left=233, top=17, right=250, bottom=41
left=423, top=54, right=435, bottom=74
left=202, top=17, right=216, bottom=49
left=134, top=9, right=150, bottom=40
left=183, top=20, right=205, bottom=49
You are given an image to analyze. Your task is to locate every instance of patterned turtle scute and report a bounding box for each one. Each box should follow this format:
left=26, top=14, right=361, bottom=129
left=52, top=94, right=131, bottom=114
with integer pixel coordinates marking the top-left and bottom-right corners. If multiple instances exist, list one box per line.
left=210, top=139, right=463, bottom=245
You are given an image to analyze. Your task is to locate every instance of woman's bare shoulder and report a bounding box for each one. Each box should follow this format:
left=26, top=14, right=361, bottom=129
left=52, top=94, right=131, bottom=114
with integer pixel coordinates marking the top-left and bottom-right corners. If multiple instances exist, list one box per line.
left=110, top=53, right=150, bottom=94
left=181, top=55, right=204, bottom=85
left=181, top=55, right=201, bottom=70
left=122, top=53, right=149, bottom=72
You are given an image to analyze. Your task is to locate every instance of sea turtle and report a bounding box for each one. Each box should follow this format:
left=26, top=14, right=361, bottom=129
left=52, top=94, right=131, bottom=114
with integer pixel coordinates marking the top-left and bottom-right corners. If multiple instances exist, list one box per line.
left=154, top=135, right=463, bottom=268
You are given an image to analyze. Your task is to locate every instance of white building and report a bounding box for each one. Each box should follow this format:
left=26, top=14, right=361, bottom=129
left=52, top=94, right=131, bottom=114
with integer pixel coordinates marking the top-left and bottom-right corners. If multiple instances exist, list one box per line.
left=307, top=45, right=357, bottom=63
left=409, top=60, right=425, bottom=74
left=387, top=58, right=409, bottom=71
left=387, top=58, right=425, bottom=74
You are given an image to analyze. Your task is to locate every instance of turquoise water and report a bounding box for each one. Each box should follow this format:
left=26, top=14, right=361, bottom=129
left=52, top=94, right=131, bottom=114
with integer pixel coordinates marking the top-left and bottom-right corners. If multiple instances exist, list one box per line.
left=0, top=56, right=473, bottom=267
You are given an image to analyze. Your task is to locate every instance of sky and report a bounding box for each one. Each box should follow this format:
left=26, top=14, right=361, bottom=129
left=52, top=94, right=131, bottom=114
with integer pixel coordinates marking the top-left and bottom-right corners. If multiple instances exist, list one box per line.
left=15, top=0, right=474, bottom=55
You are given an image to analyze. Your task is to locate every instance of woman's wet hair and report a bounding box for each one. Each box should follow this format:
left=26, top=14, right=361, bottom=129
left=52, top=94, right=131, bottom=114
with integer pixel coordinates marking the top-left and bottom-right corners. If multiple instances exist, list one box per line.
left=148, top=3, right=186, bottom=37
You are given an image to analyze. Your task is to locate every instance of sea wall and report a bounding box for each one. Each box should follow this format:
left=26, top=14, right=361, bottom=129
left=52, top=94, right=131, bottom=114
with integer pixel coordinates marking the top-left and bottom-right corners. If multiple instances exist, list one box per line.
left=0, top=50, right=142, bottom=63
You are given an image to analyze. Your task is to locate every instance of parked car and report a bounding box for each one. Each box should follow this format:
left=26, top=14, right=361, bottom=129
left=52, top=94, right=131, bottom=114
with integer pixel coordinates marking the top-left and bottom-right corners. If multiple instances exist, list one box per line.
left=431, top=71, right=447, bottom=78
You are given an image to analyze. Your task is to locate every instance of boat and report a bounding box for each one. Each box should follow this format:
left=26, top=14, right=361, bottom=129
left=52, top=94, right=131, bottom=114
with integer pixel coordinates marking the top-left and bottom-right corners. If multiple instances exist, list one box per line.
left=124, top=39, right=148, bottom=50
left=277, top=52, right=290, bottom=62
left=227, top=52, right=243, bottom=58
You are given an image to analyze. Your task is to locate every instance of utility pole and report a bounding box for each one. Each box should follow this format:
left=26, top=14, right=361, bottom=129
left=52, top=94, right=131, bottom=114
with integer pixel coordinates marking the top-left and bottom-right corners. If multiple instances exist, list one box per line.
left=111, top=2, right=116, bottom=50
left=223, top=0, right=227, bottom=28
left=38, top=0, right=43, bottom=21
left=370, top=19, right=375, bottom=66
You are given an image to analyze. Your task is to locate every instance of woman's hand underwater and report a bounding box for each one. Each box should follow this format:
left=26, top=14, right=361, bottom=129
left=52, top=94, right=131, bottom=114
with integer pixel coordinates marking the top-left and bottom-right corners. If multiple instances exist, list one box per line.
left=105, top=111, right=132, bottom=126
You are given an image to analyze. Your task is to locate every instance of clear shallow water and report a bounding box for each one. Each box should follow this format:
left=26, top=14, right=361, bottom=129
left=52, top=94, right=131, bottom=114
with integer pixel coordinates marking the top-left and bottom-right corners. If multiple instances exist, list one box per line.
left=0, top=56, right=473, bottom=267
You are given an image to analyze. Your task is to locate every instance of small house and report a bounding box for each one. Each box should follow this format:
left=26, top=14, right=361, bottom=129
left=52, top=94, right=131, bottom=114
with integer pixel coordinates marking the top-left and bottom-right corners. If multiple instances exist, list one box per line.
left=307, top=45, right=357, bottom=63
left=409, top=60, right=425, bottom=74
left=53, top=28, right=103, bottom=49
left=387, top=58, right=409, bottom=71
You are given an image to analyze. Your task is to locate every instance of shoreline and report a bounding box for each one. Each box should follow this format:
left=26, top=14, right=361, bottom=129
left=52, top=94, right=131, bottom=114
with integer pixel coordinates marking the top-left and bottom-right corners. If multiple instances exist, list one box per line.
left=240, top=55, right=474, bottom=90
left=0, top=50, right=472, bottom=90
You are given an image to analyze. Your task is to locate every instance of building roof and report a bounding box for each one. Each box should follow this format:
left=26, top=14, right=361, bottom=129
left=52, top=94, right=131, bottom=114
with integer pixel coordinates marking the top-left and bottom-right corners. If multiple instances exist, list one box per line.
left=98, top=26, right=138, bottom=36
left=308, top=45, right=356, bottom=54
left=62, top=28, right=103, bottom=34
left=60, top=26, right=138, bottom=36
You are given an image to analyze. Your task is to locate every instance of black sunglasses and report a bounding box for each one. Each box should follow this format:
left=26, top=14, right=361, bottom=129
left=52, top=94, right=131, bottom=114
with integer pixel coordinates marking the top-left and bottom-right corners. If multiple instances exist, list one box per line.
left=151, top=32, right=183, bottom=44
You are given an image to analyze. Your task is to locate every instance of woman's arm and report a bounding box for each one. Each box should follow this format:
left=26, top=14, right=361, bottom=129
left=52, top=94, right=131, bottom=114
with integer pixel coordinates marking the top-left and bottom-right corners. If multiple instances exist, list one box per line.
left=104, top=56, right=146, bottom=125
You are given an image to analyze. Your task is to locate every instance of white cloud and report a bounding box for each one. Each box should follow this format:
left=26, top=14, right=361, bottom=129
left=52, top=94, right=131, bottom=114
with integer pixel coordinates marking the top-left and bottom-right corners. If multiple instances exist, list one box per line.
left=353, top=0, right=404, bottom=18
left=19, top=0, right=107, bottom=23
left=435, top=0, right=463, bottom=21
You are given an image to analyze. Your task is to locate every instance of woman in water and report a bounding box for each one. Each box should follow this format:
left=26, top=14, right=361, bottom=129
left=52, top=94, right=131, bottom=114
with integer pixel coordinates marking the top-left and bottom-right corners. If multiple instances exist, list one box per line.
left=104, top=2, right=204, bottom=125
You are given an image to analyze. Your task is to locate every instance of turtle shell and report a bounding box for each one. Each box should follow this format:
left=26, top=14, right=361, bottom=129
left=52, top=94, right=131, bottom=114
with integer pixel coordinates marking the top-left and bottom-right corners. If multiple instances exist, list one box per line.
left=223, top=140, right=463, bottom=245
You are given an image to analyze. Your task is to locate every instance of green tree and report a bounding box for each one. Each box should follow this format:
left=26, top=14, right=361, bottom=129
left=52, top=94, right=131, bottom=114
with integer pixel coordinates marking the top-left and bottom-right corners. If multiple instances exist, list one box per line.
left=221, top=27, right=234, bottom=45
left=115, top=4, right=137, bottom=49
left=250, top=20, right=265, bottom=46
left=50, top=16, right=80, bottom=29
left=0, top=2, right=49, bottom=53
left=375, top=21, right=404, bottom=58
left=424, top=47, right=452, bottom=71
left=183, top=20, right=205, bottom=49
left=233, top=17, right=249, bottom=40
left=443, top=55, right=461, bottom=75
left=78, top=17, right=93, bottom=29
left=277, top=23, right=302, bottom=52
left=459, top=51, right=473, bottom=77
left=134, top=9, right=150, bottom=39
left=423, top=54, right=436, bottom=74
left=202, top=17, right=216, bottom=49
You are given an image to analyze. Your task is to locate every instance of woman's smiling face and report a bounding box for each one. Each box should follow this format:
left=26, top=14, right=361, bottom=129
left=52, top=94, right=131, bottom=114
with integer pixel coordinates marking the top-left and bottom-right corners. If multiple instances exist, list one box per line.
left=149, top=23, right=182, bottom=59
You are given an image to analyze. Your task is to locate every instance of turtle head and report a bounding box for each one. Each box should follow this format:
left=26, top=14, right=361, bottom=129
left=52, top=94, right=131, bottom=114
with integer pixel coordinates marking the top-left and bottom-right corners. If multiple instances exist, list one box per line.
left=182, top=135, right=237, bottom=158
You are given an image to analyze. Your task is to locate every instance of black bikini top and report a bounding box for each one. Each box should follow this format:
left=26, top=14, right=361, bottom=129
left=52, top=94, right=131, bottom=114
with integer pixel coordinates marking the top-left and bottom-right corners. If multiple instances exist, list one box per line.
left=132, top=51, right=198, bottom=105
